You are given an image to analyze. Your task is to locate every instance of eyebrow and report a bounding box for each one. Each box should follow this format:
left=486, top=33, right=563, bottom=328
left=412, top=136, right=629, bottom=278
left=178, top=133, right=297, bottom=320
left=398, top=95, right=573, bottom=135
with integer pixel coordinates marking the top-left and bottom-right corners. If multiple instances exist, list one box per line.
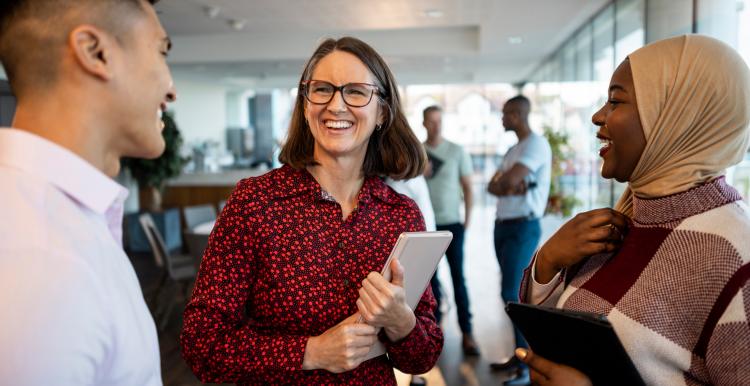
left=609, top=84, right=627, bottom=93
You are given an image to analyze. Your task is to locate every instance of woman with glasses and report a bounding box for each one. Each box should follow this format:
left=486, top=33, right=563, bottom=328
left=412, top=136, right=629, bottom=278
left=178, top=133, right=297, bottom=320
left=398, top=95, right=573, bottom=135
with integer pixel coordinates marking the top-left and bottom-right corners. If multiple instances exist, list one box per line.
left=180, top=37, right=442, bottom=385
left=512, top=35, right=750, bottom=385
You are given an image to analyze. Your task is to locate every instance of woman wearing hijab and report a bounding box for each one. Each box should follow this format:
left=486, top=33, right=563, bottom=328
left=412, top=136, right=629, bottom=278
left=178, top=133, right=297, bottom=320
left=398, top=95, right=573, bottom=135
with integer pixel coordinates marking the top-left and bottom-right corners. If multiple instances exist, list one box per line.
left=515, top=35, right=750, bottom=385
left=180, top=37, right=443, bottom=385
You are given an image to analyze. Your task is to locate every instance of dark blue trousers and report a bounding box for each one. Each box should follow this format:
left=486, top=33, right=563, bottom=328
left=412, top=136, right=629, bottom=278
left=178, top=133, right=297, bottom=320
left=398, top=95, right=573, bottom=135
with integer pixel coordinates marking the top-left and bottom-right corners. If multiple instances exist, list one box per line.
left=494, top=218, right=541, bottom=349
left=430, top=222, right=472, bottom=334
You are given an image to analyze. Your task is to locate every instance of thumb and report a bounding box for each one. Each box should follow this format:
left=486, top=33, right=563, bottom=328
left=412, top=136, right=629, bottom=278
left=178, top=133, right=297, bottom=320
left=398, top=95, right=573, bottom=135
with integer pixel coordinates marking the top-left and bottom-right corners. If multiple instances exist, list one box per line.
left=390, top=258, right=405, bottom=287
left=342, top=312, right=363, bottom=324
left=516, top=348, right=552, bottom=378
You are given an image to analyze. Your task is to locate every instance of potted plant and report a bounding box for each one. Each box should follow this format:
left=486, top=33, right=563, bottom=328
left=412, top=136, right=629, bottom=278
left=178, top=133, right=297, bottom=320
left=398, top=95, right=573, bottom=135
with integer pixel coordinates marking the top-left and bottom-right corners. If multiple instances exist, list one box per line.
left=543, top=126, right=581, bottom=217
left=121, top=111, right=189, bottom=253
left=122, top=111, right=189, bottom=212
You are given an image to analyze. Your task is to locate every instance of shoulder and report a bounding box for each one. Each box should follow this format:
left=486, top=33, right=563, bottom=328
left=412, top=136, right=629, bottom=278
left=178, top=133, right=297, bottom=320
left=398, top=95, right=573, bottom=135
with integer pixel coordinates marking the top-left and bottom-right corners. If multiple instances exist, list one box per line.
left=676, top=200, right=750, bottom=263
left=446, top=140, right=465, bottom=152
left=527, top=133, right=551, bottom=151
left=373, top=177, right=418, bottom=209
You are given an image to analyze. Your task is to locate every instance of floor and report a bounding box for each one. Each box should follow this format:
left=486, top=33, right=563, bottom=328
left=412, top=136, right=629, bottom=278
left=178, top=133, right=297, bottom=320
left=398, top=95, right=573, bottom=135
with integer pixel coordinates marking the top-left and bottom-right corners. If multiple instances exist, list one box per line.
left=135, top=200, right=566, bottom=386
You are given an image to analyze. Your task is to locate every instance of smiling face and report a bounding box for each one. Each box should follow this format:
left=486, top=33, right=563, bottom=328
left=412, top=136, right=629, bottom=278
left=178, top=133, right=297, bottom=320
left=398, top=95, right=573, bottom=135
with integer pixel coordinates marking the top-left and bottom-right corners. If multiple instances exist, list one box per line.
left=592, top=59, right=646, bottom=182
left=303, top=50, right=384, bottom=163
left=112, top=3, right=177, bottom=159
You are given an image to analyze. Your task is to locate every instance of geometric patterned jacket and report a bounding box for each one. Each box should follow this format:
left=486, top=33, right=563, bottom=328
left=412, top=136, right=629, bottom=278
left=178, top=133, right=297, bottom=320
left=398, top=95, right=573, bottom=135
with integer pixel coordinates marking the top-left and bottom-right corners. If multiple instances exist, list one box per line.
left=522, top=177, right=750, bottom=386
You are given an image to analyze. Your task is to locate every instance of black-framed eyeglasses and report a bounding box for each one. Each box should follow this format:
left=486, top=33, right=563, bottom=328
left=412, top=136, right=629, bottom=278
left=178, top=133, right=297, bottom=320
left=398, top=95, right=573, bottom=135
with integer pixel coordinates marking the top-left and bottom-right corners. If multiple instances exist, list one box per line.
left=300, top=80, right=382, bottom=108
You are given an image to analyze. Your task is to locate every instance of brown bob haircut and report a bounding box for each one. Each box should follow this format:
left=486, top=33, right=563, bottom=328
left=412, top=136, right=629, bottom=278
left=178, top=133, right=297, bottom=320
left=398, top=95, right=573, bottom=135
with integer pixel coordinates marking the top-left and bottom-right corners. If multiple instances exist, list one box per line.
left=279, top=36, right=426, bottom=180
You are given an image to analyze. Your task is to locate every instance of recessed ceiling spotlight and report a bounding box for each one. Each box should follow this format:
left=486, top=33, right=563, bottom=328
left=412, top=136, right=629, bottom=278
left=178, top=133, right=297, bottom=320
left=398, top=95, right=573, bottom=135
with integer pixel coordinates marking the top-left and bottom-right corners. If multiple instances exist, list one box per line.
left=424, top=9, right=444, bottom=18
left=508, top=36, right=523, bottom=44
left=228, top=19, right=246, bottom=31
left=203, top=5, right=220, bottom=19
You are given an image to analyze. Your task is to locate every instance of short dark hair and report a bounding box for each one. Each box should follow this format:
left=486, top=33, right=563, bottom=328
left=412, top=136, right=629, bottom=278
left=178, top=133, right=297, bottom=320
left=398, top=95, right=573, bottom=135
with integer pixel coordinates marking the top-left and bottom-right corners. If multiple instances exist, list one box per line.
left=0, top=0, right=158, bottom=93
left=505, top=95, right=531, bottom=109
left=279, top=37, right=426, bottom=180
left=423, top=105, right=442, bottom=120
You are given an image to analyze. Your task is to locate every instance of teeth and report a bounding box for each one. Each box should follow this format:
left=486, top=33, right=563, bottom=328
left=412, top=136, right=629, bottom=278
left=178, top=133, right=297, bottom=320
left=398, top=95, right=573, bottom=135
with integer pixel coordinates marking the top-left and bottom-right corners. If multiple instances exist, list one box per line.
left=325, top=120, right=353, bottom=129
left=599, top=138, right=612, bottom=146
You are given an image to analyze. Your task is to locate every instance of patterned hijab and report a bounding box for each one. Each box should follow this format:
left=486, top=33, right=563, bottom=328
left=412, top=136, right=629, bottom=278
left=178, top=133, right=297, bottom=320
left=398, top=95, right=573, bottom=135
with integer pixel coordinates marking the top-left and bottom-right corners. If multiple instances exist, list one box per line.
left=615, top=35, right=750, bottom=216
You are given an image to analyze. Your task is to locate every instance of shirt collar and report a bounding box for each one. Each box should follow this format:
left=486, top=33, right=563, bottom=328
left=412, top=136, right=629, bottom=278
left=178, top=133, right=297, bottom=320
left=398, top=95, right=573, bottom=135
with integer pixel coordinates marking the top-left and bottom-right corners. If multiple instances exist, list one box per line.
left=272, top=164, right=400, bottom=205
left=0, top=129, right=127, bottom=215
left=632, top=176, right=742, bottom=225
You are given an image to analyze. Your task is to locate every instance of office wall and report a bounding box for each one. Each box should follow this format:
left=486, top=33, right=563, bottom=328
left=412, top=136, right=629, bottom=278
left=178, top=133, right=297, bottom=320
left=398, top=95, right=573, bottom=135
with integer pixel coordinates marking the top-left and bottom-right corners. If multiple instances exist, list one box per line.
left=169, top=75, right=227, bottom=149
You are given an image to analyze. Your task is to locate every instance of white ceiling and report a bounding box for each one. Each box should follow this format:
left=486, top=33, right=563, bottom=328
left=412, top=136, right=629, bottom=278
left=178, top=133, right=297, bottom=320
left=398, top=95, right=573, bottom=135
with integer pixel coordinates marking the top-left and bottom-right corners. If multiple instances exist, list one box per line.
left=156, top=0, right=608, bottom=89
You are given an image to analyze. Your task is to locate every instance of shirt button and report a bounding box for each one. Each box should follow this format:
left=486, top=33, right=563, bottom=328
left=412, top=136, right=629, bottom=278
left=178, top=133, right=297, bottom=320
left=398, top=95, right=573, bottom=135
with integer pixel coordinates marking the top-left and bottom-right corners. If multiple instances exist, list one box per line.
left=337, top=241, right=345, bottom=249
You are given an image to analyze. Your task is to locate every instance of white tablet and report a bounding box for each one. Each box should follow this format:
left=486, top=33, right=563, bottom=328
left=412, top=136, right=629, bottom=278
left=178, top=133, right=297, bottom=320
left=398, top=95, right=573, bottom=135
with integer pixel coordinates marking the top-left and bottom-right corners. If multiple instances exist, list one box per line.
left=363, top=231, right=453, bottom=360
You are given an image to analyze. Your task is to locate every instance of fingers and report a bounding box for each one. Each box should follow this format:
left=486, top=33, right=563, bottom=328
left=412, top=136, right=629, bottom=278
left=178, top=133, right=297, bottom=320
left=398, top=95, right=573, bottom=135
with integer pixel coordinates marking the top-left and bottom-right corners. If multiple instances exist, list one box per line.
left=516, top=348, right=553, bottom=379
left=360, top=279, right=388, bottom=307
left=390, top=259, right=404, bottom=287
left=341, top=313, right=364, bottom=324
left=529, top=368, right=549, bottom=386
left=582, top=208, right=629, bottom=230
left=343, top=322, right=377, bottom=337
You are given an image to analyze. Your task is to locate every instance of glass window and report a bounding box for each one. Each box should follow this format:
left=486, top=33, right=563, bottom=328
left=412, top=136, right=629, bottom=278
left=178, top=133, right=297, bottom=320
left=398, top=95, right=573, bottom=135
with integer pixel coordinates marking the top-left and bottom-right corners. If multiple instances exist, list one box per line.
left=562, top=40, right=577, bottom=82
left=615, top=0, right=645, bottom=63
left=575, top=25, right=593, bottom=81
left=593, top=4, right=615, bottom=82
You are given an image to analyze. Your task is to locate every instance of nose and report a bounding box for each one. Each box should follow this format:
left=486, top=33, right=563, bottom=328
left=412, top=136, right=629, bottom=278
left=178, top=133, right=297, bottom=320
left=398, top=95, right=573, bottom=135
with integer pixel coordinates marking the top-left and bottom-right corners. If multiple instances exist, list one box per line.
left=166, top=83, right=177, bottom=103
left=591, top=104, right=606, bottom=127
left=326, top=89, right=347, bottom=113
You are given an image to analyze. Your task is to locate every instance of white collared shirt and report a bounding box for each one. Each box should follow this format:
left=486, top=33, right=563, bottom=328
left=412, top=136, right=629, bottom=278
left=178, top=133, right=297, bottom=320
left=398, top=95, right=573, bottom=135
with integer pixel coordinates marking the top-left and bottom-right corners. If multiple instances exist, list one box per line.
left=0, top=129, right=162, bottom=386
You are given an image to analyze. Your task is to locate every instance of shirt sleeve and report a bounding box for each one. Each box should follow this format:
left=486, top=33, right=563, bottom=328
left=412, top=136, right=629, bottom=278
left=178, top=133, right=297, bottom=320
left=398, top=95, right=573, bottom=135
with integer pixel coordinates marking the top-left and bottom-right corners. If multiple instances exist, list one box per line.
left=180, top=180, right=308, bottom=383
left=459, top=145, right=473, bottom=178
left=382, top=203, right=444, bottom=374
left=519, top=253, right=564, bottom=307
left=516, top=135, right=552, bottom=174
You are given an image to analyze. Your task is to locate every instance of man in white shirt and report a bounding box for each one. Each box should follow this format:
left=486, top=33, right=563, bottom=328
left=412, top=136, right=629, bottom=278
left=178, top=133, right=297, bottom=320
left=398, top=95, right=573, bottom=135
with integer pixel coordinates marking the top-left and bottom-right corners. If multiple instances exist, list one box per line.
left=0, top=1, right=176, bottom=385
left=487, top=96, right=551, bottom=386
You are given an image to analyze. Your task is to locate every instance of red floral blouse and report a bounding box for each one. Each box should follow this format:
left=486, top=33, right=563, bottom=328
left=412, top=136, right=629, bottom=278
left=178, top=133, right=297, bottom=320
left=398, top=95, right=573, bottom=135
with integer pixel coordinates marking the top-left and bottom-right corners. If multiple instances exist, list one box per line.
left=180, top=165, right=443, bottom=385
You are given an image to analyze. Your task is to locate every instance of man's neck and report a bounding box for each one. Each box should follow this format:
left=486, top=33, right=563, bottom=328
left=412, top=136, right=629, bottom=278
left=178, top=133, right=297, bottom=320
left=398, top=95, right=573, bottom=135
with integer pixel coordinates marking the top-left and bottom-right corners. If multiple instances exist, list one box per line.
left=426, top=135, right=443, bottom=148
left=12, top=97, right=120, bottom=177
left=514, top=125, right=532, bottom=142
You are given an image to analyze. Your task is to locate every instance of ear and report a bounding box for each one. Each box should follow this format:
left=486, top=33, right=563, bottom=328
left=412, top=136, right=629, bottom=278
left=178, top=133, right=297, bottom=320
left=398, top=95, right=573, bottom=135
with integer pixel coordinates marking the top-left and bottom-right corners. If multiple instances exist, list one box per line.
left=68, top=24, right=115, bottom=81
left=377, top=100, right=387, bottom=127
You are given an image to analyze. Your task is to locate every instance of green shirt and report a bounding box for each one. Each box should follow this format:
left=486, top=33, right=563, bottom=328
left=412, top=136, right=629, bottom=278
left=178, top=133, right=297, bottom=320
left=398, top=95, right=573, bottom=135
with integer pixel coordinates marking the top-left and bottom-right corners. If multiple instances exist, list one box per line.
left=424, top=140, right=473, bottom=225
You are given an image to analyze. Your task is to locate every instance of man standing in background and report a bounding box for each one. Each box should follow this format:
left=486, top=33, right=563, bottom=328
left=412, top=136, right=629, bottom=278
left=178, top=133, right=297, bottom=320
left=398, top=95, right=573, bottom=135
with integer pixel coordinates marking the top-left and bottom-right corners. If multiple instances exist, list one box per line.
left=488, top=95, right=551, bottom=386
left=423, top=105, right=479, bottom=356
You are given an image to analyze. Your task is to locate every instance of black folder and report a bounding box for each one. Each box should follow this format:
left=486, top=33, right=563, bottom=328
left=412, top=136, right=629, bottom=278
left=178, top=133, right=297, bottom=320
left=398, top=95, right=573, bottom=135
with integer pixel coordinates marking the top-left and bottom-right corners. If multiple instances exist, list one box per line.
left=506, top=302, right=646, bottom=386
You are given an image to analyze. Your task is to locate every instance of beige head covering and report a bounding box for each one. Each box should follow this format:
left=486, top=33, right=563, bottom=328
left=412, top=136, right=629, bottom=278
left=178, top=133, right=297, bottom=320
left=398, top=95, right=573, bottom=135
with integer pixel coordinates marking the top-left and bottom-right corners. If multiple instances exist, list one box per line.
left=615, top=34, right=750, bottom=216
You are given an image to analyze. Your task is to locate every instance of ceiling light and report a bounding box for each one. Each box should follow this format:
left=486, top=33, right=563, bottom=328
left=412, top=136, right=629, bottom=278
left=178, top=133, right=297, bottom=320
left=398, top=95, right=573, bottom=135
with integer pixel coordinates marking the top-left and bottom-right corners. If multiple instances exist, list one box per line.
left=203, top=5, right=220, bottom=19
left=508, top=36, right=523, bottom=44
left=424, top=9, right=444, bottom=18
left=228, top=19, right=246, bottom=31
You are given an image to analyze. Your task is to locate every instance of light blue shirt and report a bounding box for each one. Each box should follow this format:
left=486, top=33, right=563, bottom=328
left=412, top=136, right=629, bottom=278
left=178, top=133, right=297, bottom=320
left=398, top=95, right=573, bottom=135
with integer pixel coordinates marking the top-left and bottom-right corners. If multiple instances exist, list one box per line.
left=495, top=132, right=551, bottom=220
left=424, top=140, right=473, bottom=225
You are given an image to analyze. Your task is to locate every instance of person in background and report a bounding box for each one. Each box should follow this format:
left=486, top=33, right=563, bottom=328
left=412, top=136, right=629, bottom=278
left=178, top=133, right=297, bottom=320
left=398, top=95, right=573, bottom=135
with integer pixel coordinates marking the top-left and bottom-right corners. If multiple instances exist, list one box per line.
left=487, top=95, right=551, bottom=385
left=0, top=0, right=176, bottom=385
left=180, top=36, right=443, bottom=385
left=386, top=175, right=436, bottom=232
left=517, top=35, right=750, bottom=385
left=423, top=105, right=480, bottom=356
left=385, top=174, right=436, bottom=386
